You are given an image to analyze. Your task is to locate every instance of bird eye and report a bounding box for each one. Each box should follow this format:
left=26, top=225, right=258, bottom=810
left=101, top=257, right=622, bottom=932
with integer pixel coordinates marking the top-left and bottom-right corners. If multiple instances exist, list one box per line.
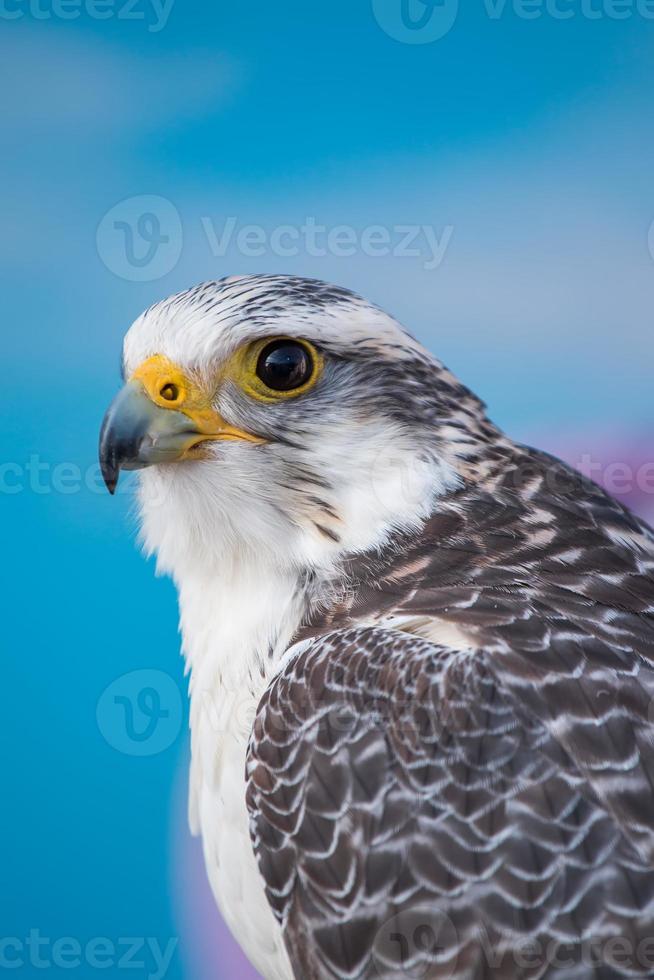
left=255, top=340, right=314, bottom=393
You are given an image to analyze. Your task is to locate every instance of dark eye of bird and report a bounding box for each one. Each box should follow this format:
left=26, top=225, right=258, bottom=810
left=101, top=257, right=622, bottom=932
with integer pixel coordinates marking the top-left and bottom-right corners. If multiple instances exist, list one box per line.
left=256, top=340, right=314, bottom=392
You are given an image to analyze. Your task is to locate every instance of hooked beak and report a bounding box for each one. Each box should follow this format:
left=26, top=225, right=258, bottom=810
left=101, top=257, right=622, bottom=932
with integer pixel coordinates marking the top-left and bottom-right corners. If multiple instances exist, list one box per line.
left=99, top=356, right=263, bottom=494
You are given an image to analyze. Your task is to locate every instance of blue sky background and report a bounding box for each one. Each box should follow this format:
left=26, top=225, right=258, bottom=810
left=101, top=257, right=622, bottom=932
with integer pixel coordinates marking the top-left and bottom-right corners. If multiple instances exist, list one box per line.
left=2, top=3, right=653, bottom=978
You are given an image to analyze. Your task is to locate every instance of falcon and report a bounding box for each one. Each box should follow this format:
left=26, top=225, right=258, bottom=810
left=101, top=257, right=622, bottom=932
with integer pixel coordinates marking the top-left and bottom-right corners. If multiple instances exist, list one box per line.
left=99, top=275, right=654, bottom=980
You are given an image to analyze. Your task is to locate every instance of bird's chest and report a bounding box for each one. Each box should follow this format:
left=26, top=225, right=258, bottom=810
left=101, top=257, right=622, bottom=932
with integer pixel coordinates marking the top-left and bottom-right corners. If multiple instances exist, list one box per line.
left=193, top=699, right=293, bottom=980
left=181, top=572, right=303, bottom=980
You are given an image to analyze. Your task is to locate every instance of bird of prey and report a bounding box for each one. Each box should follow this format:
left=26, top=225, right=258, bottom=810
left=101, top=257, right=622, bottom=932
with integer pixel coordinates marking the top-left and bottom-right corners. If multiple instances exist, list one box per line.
left=100, top=275, right=654, bottom=980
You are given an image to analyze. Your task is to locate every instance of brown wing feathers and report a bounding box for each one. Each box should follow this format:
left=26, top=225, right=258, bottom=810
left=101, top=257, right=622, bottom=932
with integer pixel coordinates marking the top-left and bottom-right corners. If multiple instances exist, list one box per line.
left=247, top=447, right=654, bottom=978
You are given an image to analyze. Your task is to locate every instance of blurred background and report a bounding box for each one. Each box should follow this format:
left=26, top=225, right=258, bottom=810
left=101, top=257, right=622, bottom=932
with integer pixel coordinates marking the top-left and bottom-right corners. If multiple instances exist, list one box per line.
left=2, top=2, right=653, bottom=977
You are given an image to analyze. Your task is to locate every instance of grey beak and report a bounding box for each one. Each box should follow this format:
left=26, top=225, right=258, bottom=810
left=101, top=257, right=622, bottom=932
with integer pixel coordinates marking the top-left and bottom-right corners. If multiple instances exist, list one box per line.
left=99, top=381, right=202, bottom=494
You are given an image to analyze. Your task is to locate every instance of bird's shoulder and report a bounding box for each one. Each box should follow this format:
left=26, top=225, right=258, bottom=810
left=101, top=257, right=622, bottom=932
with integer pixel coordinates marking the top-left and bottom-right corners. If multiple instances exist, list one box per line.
left=299, top=443, right=654, bottom=667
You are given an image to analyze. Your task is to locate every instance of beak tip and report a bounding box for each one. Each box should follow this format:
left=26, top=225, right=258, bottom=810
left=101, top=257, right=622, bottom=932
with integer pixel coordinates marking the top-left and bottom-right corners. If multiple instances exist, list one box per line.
left=99, top=421, right=120, bottom=494
left=99, top=457, right=119, bottom=495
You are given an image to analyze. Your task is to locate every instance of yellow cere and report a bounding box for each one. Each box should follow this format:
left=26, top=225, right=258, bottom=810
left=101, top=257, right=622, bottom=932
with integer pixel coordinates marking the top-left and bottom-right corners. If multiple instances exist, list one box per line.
left=130, top=354, right=264, bottom=445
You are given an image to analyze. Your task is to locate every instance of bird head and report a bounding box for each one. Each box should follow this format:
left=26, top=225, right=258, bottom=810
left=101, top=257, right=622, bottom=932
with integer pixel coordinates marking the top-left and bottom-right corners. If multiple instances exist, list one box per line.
left=100, top=275, right=490, bottom=578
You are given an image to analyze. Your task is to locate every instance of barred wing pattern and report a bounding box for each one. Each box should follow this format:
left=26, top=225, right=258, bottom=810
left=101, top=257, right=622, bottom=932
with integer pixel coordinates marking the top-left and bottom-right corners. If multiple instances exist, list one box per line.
left=247, top=448, right=654, bottom=979
left=247, top=628, right=654, bottom=979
